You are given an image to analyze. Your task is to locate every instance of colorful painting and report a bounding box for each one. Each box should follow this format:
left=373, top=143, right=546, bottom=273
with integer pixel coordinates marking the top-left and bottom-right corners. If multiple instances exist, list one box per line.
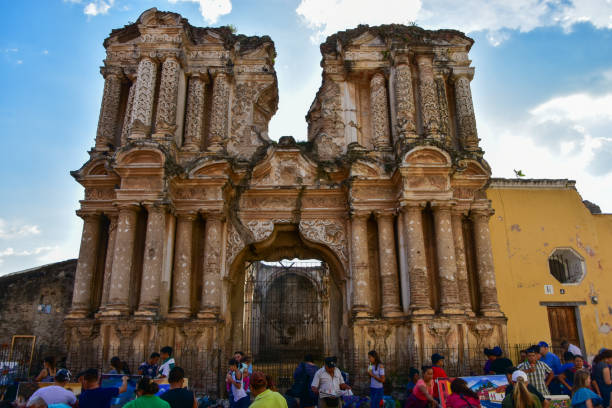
left=438, top=375, right=509, bottom=408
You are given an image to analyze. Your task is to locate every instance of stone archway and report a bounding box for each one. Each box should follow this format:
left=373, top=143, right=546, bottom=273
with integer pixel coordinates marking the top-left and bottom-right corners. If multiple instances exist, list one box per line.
left=226, top=223, right=347, bottom=361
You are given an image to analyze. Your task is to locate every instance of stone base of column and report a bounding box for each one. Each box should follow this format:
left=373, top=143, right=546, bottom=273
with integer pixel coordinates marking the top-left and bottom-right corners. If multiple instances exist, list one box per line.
left=207, top=143, right=224, bottom=153
left=197, top=305, right=219, bottom=320
left=440, top=306, right=465, bottom=315
left=409, top=305, right=435, bottom=315
left=97, top=304, right=130, bottom=317
left=65, top=309, right=89, bottom=320
left=480, top=307, right=504, bottom=317
left=134, top=308, right=158, bottom=319
left=352, top=308, right=373, bottom=319
left=182, top=143, right=199, bottom=152
left=382, top=307, right=404, bottom=318
left=168, top=307, right=191, bottom=319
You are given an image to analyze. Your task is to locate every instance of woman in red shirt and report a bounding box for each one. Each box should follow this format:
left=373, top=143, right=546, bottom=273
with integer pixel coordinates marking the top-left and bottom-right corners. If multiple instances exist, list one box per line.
left=406, top=366, right=437, bottom=408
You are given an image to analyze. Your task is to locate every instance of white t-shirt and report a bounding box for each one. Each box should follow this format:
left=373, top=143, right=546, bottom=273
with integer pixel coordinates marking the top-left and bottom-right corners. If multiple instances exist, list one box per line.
left=231, top=371, right=248, bottom=401
left=28, top=385, right=77, bottom=406
left=311, top=367, right=344, bottom=398
left=568, top=343, right=582, bottom=356
left=158, top=357, right=175, bottom=377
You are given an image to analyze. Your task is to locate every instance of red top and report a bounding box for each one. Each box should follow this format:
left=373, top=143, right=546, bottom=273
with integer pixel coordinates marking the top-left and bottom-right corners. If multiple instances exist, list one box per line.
left=432, top=366, right=448, bottom=398
left=446, top=394, right=481, bottom=408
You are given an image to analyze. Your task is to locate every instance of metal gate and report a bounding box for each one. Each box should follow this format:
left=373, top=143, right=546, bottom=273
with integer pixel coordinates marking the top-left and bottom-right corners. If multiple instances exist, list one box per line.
left=243, top=260, right=330, bottom=363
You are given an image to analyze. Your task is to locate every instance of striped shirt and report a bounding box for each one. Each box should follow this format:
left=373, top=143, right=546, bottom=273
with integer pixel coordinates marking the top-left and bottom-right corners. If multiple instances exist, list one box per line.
left=517, top=361, right=552, bottom=395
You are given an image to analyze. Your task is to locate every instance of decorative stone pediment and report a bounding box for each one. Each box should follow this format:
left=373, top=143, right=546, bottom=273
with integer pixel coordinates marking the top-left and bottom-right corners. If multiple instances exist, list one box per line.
left=350, top=161, right=382, bottom=178
left=189, top=160, right=231, bottom=178
left=251, top=149, right=319, bottom=187
left=404, top=146, right=451, bottom=167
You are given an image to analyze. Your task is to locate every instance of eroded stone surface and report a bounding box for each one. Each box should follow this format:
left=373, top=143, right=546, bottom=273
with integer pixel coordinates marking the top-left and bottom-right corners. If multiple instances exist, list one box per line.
left=67, top=8, right=506, bottom=365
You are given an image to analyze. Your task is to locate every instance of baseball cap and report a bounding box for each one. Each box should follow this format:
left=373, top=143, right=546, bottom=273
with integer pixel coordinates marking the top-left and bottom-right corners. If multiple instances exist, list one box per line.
left=324, top=357, right=337, bottom=368
left=538, top=341, right=549, bottom=348
left=512, top=370, right=528, bottom=383
left=431, top=353, right=444, bottom=364
left=55, top=369, right=71, bottom=382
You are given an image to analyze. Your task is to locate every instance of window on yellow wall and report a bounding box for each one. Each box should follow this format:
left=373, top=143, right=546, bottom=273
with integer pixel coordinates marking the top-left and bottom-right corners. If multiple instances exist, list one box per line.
left=548, top=248, right=586, bottom=284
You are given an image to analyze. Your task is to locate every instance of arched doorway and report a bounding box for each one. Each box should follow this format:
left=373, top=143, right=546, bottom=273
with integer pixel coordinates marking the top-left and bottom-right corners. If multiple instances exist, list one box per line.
left=227, top=224, right=346, bottom=365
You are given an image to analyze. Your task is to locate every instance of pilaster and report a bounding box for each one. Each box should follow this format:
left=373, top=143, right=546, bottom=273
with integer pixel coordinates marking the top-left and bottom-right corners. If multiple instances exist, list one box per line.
left=452, top=67, right=479, bottom=152
left=95, top=67, right=123, bottom=151
left=374, top=211, right=402, bottom=317
left=416, top=54, right=440, bottom=141
left=183, top=73, right=207, bottom=151
left=130, top=57, right=158, bottom=139
left=198, top=213, right=223, bottom=320
left=451, top=208, right=474, bottom=316
left=154, top=54, right=181, bottom=139
left=350, top=212, right=372, bottom=318
left=208, top=71, right=229, bottom=152
left=168, top=212, right=197, bottom=319
left=393, top=61, right=418, bottom=142
left=370, top=73, right=391, bottom=150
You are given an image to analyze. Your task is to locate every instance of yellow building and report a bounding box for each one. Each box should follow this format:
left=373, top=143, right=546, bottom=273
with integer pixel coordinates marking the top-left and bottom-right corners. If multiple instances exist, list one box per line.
left=488, top=178, right=612, bottom=359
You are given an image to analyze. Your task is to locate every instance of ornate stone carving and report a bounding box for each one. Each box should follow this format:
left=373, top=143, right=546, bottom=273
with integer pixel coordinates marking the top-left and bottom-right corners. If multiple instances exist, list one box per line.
left=140, top=33, right=181, bottom=43
left=228, top=81, right=271, bottom=158
left=367, top=325, right=391, bottom=354
left=246, top=220, right=274, bottom=242
left=130, top=57, right=157, bottom=136
left=469, top=322, right=493, bottom=346
left=155, top=57, right=181, bottom=135
left=370, top=73, right=390, bottom=149
left=183, top=74, right=205, bottom=150
left=226, top=223, right=245, bottom=271
left=120, top=81, right=136, bottom=146
left=416, top=55, right=440, bottom=139
left=85, top=189, right=115, bottom=201
left=208, top=72, right=229, bottom=150
left=394, top=64, right=417, bottom=140
left=95, top=67, right=123, bottom=150
left=454, top=74, right=479, bottom=151
left=299, top=219, right=348, bottom=268
left=435, top=76, right=450, bottom=145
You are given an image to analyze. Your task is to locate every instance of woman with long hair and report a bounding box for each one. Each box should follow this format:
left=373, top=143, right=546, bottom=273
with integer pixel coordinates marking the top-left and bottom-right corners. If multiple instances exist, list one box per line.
left=446, top=378, right=480, bottom=408
left=124, top=377, right=170, bottom=408
left=502, top=371, right=542, bottom=408
left=368, top=350, right=385, bottom=408
left=35, top=356, right=57, bottom=382
left=405, top=366, right=436, bottom=408
left=592, top=350, right=612, bottom=406
left=572, top=370, right=603, bottom=408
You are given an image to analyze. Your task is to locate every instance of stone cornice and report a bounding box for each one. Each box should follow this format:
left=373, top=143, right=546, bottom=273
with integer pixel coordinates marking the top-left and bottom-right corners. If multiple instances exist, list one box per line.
left=488, top=178, right=576, bottom=190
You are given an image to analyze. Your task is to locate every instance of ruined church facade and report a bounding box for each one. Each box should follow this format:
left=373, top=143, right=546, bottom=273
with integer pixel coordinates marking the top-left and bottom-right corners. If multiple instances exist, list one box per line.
left=66, top=8, right=506, bottom=363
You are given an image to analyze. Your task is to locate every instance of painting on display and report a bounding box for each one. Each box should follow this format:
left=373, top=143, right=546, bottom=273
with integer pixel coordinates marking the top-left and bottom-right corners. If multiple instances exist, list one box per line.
left=438, top=375, right=509, bottom=408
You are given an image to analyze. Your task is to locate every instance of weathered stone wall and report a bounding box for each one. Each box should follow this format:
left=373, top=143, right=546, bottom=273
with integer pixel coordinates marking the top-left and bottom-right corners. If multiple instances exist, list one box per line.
left=0, top=259, right=76, bottom=349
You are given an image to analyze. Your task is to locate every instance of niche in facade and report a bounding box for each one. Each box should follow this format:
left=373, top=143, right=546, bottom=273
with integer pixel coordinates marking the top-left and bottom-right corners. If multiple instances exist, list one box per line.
left=548, top=247, right=586, bottom=284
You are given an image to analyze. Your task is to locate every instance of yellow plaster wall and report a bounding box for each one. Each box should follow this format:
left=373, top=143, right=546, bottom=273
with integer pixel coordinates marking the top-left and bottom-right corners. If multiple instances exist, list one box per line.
left=487, top=185, right=612, bottom=358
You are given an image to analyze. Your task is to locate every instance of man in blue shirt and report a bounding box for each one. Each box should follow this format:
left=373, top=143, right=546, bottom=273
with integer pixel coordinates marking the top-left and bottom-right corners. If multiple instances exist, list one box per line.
left=539, top=341, right=562, bottom=374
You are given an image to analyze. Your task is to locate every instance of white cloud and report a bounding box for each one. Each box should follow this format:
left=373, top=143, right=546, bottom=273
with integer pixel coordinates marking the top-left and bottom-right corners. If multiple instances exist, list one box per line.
left=0, top=219, right=41, bottom=239
left=84, top=0, right=114, bottom=17
left=296, top=0, right=421, bottom=43
left=295, top=0, right=612, bottom=46
left=480, top=76, right=612, bottom=211
left=168, top=0, right=232, bottom=24
left=42, top=50, right=49, bottom=55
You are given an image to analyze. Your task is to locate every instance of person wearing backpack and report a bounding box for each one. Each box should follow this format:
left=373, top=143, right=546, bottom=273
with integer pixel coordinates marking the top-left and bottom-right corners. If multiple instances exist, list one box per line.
left=290, top=354, right=319, bottom=408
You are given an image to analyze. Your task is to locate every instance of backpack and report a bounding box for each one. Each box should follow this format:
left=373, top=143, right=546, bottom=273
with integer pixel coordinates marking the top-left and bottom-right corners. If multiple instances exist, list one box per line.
left=289, top=362, right=311, bottom=397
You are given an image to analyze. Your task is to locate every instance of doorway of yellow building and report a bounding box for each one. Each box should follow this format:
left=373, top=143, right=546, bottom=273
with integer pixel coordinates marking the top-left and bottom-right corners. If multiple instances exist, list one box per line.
left=542, top=302, right=586, bottom=355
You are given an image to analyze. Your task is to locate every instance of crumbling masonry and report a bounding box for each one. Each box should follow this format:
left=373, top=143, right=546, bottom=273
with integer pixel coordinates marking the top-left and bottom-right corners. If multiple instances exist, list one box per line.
left=67, top=8, right=506, bottom=366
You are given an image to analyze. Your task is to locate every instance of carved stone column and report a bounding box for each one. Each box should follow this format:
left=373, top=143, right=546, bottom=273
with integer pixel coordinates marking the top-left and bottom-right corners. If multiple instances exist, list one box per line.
left=183, top=73, right=206, bottom=151
left=99, top=214, right=118, bottom=311
left=451, top=209, right=473, bottom=315
left=120, top=77, right=136, bottom=146
left=169, top=213, right=196, bottom=318
left=130, top=57, right=158, bottom=138
left=416, top=54, right=440, bottom=140
left=198, top=213, right=223, bottom=319
left=208, top=72, right=229, bottom=152
left=435, top=73, right=451, bottom=147
left=136, top=204, right=167, bottom=316
left=370, top=73, right=391, bottom=150
left=95, top=67, right=123, bottom=151
left=432, top=203, right=462, bottom=314
left=350, top=212, right=371, bottom=318
left=375, top=212, right=402, bottom=317
left=393, top=62, right=417, bottom=141
left=471, top=209, right=503, bottom=316
left=452, top=68, right=479, bottom=152
left=154, top=55, right=181, bottom=137
left=67, top=213, right=101, bottom=318
left=105, top=204, right=140, bottom=315
left=401, top=204, right=433, bottom=315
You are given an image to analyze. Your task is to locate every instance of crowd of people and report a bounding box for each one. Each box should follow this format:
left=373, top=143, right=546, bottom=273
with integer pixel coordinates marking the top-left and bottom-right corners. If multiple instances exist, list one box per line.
left=3, top=341, right=612, bottom=408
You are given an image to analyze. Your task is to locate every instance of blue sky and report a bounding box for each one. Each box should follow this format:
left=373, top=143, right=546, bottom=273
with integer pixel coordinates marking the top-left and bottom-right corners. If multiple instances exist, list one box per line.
left=0, top=0, right=611, bottom=274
